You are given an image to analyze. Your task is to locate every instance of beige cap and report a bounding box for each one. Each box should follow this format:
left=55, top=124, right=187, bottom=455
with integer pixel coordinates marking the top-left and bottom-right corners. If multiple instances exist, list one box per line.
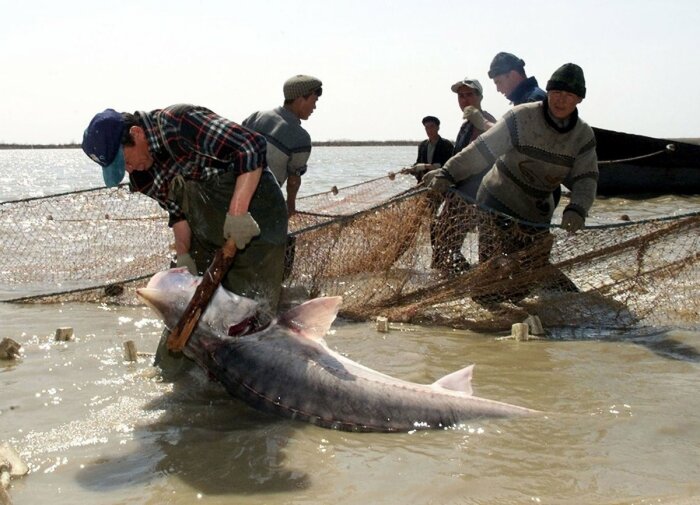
left=450, top=77, right=483, bottom=95
left=283, top=75, right=323, bottom=100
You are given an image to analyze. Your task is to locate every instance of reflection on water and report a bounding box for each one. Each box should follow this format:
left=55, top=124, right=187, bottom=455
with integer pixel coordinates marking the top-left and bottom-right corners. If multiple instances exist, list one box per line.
left=0, top=147, right=415, bottom=203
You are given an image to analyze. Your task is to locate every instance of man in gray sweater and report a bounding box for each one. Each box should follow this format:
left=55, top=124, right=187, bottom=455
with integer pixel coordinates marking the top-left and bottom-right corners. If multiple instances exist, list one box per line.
left=423, top=63, right=597, bottom=301
left=243, top=75, right=322, bottom=216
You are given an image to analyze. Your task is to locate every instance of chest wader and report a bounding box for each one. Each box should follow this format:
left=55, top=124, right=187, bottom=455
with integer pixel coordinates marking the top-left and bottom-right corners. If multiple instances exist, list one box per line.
left=173, top=169, right=288, bottom=312
left=154, top=169, right=287, bottom=379
left=472, top=188, right=578, bottom=306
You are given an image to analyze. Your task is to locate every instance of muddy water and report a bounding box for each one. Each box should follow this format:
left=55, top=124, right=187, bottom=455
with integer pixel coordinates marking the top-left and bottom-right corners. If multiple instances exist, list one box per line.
left=2, top=147, right=699, bottom=504
left=2, top=301, right=699, bottom=505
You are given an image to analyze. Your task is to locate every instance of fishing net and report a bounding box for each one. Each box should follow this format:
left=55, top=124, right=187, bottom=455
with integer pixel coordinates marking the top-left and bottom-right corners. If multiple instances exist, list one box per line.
left=1, top=174, right=698, bottom=332
left=0, top=187, right=171, bottom=305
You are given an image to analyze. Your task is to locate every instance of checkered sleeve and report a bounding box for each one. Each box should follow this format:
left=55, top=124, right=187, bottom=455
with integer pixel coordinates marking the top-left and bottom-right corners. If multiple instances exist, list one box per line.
left=175, top=107, right=268, bottom=177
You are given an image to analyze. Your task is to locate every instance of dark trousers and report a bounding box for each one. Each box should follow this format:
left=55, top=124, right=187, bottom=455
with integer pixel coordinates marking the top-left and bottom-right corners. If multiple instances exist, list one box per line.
left=473, top=189, right=577, bottom=304
left=430, top=193, right=474, bottom=273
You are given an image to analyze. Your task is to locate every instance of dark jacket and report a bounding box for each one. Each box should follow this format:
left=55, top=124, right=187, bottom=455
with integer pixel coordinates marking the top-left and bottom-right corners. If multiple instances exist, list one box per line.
left=416, top=136, right=454, bottom=166
left=507, top=76, right=547, bottom=105
left=453, top=110, right=497, bottom=154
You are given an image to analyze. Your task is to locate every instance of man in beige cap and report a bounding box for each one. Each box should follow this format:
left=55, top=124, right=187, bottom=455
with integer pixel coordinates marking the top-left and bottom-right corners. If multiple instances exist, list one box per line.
left=451, top=77, right=496, bottom=154
left=428, top=77, right=497, bottom=275
left=243, top=74, right=322, bottom=216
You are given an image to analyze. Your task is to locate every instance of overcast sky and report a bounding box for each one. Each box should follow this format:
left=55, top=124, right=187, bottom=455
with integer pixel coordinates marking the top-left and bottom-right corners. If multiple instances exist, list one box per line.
left=1, top=0, right=698, bottom=144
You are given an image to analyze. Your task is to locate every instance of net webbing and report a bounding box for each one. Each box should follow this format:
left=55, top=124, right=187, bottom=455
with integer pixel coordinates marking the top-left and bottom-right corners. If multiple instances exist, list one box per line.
left=1, top=175, right=698, bottom=331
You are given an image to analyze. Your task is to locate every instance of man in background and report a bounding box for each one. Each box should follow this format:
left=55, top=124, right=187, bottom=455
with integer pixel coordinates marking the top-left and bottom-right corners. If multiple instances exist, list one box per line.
left=243, top=74, right=322, bottom=217
left=463, top=52, right=548, bottom=133
left=423, top=63, right=597, bottom=301
left=451, top=78, right=497, bottom=154
left=485, top=52, right=560, bottom=206
left=408, top=115, right=454, bottom=182
left=403, top=115, right=455, bottom=270
left=432, top=77, right=496, bottom=274
left=488, top=51, right=547, bottom=106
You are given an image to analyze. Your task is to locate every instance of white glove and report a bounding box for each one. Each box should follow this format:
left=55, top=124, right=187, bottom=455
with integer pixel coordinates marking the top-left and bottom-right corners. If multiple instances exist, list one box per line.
left=402, top=163, right=433, bottom=175
left=561, top=210, right=585, bottom=233
left=223, top=212, right=261, bottom=249
left=176, top=252, right=198, bottom=275
left=462, top=106, right=488, bottom=131
left=403, top=163, right=438, bottom=182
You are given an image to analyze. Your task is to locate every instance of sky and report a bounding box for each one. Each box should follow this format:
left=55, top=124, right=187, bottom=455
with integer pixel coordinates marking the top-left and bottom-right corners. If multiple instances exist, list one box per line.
left=1, top=0, right=699, bottom=145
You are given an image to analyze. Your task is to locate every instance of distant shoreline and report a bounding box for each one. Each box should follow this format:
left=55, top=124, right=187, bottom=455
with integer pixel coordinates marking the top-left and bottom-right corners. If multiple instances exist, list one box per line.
left=2, top=137, right=699, bottom=149
left=0, top=140, right=421, bottom=150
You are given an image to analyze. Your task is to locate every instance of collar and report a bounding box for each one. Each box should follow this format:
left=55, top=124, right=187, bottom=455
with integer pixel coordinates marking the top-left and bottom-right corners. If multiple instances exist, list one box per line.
left=135, top=110, right=165, bottom=156
left=542, top=98, right=578, bottom=133
left=277, top=105, right=302, bottom=125
left=507, top=76, right=539, bottom=104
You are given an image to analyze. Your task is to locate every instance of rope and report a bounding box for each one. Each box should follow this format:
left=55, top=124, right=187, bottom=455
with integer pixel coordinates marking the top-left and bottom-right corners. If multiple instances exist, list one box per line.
left=598, top=145, right=674, bottom=165
left=0, top=183, right=129, bottom=206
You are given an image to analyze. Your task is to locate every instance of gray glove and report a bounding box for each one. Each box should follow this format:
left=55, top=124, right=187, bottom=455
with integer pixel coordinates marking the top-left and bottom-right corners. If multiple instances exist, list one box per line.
left=176, top=252, right=198, bottom=275
left=421, top=168, right=455, bottom=195
left=462, top=106, right=488, bottom=131
left=223, top=212, right=261, bottom=249
left=561, top=210, right=585, bottom=233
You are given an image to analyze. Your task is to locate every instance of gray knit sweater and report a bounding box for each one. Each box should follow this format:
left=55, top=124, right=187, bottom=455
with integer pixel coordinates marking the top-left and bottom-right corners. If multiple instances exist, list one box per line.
left=443, top=101, right=598, bottom=224
left=242, top=106, right=311, bottom=186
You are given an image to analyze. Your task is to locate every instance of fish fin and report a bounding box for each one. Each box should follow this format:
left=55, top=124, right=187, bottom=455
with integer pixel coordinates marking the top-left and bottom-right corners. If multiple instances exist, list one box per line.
left=432, top=364, right=474, bottom=396
left=278, top=296, right=342, bottom=341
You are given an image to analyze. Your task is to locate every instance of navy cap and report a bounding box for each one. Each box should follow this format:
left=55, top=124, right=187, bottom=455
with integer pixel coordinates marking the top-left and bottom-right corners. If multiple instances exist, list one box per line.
left=82, top=109, right=126, bottom=187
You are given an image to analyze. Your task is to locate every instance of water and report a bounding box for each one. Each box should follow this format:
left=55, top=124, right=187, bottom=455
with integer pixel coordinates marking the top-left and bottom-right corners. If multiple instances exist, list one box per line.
left=0, top=147, right=413, bottom=203
left=2, top=148, right=700, bottom=505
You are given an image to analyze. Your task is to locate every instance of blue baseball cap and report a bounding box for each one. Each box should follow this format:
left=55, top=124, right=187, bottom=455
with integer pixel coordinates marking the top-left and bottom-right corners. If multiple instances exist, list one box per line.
left=82, top=109, right=126, bottom=187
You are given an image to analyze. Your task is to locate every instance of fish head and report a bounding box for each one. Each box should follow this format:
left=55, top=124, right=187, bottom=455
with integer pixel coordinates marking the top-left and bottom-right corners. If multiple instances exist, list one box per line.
left=136, top=267, right=259, bottom=334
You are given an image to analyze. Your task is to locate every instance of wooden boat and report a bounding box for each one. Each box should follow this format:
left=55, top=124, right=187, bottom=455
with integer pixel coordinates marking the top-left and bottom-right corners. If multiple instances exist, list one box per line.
left=593, top=127, right=700, bottom=196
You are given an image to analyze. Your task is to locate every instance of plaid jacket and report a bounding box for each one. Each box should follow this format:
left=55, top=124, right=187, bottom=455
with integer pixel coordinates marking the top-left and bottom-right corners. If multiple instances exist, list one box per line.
left=129, top=104, right=267, bottom=223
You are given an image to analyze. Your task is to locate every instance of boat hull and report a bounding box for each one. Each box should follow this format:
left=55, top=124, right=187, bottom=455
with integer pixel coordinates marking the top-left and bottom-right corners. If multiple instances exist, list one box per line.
left=594, top=127, right=700, bottom=196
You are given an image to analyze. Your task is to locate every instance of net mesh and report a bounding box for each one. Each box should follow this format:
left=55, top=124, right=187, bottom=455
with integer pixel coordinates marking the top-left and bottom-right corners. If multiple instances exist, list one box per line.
left=1, top=175, right=698, bottom=332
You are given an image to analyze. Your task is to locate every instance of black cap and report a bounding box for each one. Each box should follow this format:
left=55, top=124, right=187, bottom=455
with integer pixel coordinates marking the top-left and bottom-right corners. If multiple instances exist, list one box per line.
left=488, top=52, right=525, bottom=78
left=546, top=63, right=586, bottom=98
left=422, top=115, right=440, bottom=126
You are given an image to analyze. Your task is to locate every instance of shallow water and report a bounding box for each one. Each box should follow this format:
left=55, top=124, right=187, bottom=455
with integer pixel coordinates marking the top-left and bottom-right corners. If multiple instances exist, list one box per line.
left=2, top=147, right=700, bottom=504
left=2, top=301, right=700, bottom=505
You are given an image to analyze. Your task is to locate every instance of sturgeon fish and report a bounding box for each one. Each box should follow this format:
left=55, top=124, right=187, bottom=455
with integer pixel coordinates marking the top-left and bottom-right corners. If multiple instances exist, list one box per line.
left=137, top=268, right=537, bottom=432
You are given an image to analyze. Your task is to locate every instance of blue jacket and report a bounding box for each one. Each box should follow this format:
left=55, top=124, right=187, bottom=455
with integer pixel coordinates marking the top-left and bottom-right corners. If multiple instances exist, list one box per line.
left=507, top=76, right=547, bottom=105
